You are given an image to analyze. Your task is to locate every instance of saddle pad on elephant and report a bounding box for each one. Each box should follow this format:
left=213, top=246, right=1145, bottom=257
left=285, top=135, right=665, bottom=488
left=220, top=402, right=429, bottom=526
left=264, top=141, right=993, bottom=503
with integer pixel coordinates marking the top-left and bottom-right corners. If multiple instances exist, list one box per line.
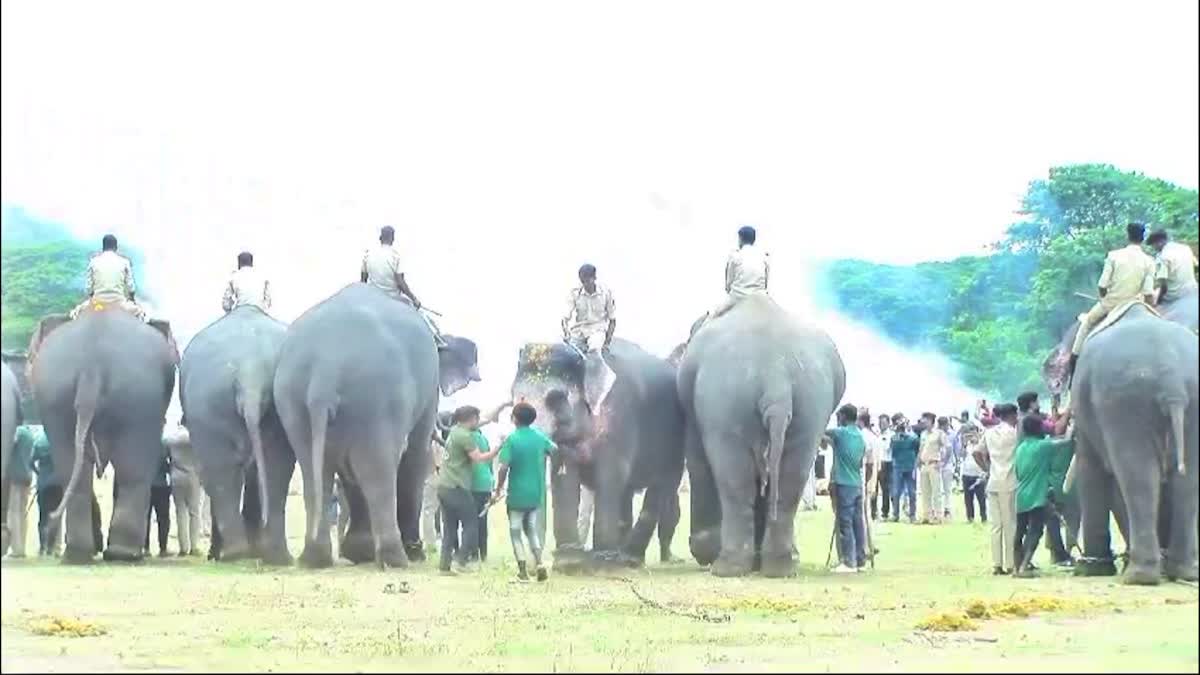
left=1083, top=300, right=1162, bottom=345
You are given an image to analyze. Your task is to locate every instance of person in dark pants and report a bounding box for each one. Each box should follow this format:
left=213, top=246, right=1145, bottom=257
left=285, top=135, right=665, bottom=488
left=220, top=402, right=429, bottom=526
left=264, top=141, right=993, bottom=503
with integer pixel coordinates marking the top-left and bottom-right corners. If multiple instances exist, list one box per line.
left=872, top=414, right=893, bottom=521
left=959, top=424, right=987, bottom=523
left=140, top=455, right=173, bottom=557
left=826, top=403, right=867, bottom=573
left=437, top=406, right=499, bottom=574
left=888, top=415, right=919, bottom=523
left=1012, top=413, right=1074, bottom=577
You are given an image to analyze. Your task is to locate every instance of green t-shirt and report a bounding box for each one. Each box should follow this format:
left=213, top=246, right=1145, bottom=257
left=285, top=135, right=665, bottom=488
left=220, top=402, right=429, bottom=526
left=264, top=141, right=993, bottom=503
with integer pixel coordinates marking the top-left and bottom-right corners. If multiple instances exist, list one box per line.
left=1048, top=438, right=1074, bottom=498
left=31, top=428, right=58, bottom=488
left=499, top=426, right=557, bottom=511
left=828, top=425, right=866, bottom=488
left=471, top=430, right=494, bottom=493
left=437, top=425, right=476, bottom=491
left=1014, top=437, right=1074, bottom=513
left=9, top=425, right=36, bottom=484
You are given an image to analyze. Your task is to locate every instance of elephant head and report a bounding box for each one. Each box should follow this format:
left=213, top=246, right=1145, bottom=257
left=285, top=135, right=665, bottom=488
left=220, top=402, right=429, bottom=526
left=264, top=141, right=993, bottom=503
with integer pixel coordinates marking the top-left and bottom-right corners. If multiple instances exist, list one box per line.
left=438, top=335, right=482, bottom=396
left=511, top=343, right=596, bottom=455
left=1041, top=320, right=1081, bottom=396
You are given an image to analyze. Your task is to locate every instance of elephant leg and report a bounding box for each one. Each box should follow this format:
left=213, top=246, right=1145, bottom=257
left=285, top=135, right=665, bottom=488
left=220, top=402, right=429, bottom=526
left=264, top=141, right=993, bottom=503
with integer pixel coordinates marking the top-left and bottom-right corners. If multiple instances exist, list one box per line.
left=684, top=417, right=720, bottom=567
left=258, top=429, right=295, bottom=566
left=346, top=443, right=407, bottom=569
left=622, top=485, right=661, bottom=565
left=397, top=413, right=435, bottom=562
left=1105, top=428, right=1164, bottom=585
left=211, top=470, right=252, bottom=561
left=62, top=467, right=99, bottom=564
left=658, top=487, right=682, bottom=563
left=760, top=446, right=804, bottom=578
left=339, top=476, right=375, bottom=564
left=1074, top=442, right=1118, bottom=577
left=242, top=465, right=263, bottom=555
left=550, top=456, right=584, bottom=559
left=1164, top=461, right=1199, bottom=581
left=706, top=431, right=757, bottom=577
left=105, top=475, right=151, bottom=562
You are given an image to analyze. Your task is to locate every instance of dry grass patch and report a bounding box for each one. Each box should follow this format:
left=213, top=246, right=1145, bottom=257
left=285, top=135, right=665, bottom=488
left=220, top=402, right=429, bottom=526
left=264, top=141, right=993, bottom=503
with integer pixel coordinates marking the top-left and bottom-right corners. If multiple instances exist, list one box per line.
left=27, top=614, right=107, bottom=638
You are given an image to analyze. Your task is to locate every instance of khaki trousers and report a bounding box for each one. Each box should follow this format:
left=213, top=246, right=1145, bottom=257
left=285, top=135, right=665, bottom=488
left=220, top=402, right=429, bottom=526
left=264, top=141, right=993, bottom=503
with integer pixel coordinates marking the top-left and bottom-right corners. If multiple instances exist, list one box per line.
left=6, top=483, right=32, bottom=557
left=918, top=464, right=943, bottom=522
left=421, top=475, right=439, bottom=548
left=987, top=489, right=1018, bottom=570
left=170, top=470, right=204, bottom=555
left=578, top=486, right=595, bottom=545
left=1071, top=298, right=1123, bottom=355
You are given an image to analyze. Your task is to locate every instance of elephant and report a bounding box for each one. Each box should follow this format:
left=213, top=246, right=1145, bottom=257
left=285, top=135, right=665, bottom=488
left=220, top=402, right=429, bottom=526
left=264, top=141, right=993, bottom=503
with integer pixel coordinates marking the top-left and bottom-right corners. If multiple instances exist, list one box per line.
left=1, top=361, right=22, bottom=554
left=677, top=294, right=846, bottom=577
left=1042, top=303, right=1198, bottom=584
left=510, top=339, right=685, bottom=570
left=30, top=310, right=176, bottom=563
left=1158, top=287, right=1198, bottom=335
left=179, top=305, right=294, bottom=564
left=273, top=283, right=480, bottom=569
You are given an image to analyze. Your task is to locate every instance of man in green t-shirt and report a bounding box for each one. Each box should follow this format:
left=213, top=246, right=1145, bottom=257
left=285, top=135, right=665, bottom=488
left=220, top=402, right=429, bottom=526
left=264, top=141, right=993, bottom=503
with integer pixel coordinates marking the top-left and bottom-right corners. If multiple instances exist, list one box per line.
left=1012, top=414, right=1075, bottom=578
left=437, top=406, right=499, bottom=574
left=5, top=425, right=36, bottom=558
left=470, top=428, right=494, bottom=563
left=825, top=403, right=867, bottom=574
left=494, top=402, right=558, bottom=582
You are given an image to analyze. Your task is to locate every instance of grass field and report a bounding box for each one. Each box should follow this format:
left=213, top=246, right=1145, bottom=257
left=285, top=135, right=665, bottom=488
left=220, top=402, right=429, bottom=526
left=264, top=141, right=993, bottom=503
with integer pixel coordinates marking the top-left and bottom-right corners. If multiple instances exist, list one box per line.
left=2, top=476, right=1197, bottom=673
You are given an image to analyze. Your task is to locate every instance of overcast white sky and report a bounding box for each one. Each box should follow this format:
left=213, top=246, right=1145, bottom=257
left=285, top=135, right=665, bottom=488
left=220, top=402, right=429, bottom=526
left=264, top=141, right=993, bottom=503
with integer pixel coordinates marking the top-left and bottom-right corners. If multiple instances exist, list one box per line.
left=2, top=1, right=1197, bottom=412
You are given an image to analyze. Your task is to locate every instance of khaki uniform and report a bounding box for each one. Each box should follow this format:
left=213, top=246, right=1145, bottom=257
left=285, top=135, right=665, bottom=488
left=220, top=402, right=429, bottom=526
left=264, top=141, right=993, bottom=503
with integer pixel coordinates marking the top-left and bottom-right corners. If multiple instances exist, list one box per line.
left=564, top=285, right=616, bottom=352
left=917, top=428, right=947, bottom=523
left=980, top=422, right=1018, bottom=571
left=222, top=266, right=272, bottom=313
left=1155, top=241, right=1199, bottom=304
left=711, top=244, right=770, bottom=319
left=1071, top=244, right=1156, bottom=355
left=164, top=425, right=204, bottom=555
left=362, top=245, right=405, bottom=300
left=72, top=250, right=146, bottom=320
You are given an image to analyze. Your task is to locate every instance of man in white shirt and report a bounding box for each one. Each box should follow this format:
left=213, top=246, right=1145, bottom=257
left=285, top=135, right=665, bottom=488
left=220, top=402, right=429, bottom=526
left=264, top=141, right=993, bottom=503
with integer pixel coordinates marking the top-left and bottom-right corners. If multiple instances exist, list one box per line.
left=361, top=226, right=446, bottom=348
left=562, top=264, right=618, bottom=411
left=1069, top=223, right=1157, bottom=373
left=221, top=252, right=272, bottom=314
left=975, top=404, right=1019, bottom=574
left=873, top=414, right=894, bottom=520
left=1147, top=228, right=1198, bottom=306
left=70, top=234, right=147, bottom=321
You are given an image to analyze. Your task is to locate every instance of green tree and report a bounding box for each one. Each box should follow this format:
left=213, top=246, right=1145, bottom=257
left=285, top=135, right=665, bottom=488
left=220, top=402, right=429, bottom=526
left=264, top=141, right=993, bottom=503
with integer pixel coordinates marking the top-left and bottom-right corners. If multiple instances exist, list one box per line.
left=1, top=241, right=91, bottom=350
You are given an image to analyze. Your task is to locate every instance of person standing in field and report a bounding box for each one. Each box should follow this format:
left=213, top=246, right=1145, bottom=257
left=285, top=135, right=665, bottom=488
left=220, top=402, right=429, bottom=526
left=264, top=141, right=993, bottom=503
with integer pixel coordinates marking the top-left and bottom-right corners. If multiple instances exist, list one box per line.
left=5, top=424, right=36, bottom=558
left=959, top=423, right=987, bottom=524
left=976, top=403, right=1020, bottom=575
left=827, top=404, right=867, bottom=573
left=144, top=453, right=173, bottom=557
left=1012, top=414, right=1075, bottom=578
left=916, top=413, right=948, bottom=524
left=493, top=402, right=558, bottom=583
left=164, top=422, right=204, bottom=556
left=888, top=415, right=919, bottom=523
left=437, top=406, right=499, bottom=574
left=873, top=414, right=894, bottom=521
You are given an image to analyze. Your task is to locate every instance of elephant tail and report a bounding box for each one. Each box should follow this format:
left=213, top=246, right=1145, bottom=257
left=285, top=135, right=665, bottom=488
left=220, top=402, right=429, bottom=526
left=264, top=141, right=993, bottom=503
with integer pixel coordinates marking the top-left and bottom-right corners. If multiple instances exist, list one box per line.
left=237, top=387, right=271, bottom=529
left=761, top=401, right=791, bottom=522
left=51, top=369, right=101, bottom=522
left=1166, top=403, right=1187, bottom=476
left=306, top=404, right=331, bottom=542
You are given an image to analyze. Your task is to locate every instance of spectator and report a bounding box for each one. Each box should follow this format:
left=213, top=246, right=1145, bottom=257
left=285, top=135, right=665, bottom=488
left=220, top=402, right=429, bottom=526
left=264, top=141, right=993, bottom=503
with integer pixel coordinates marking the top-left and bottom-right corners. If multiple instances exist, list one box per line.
left=917, top=413, right=948, bottom=524
left=30, top=427, right=61, bottom=556
left=5, top=424, right=36, bottom=558
left=873, top=414, right=894, bottom=521
left=888, top=415, right=919, bottom=523
left=437, top=406, right=499, bottom=574
left=827, top=404, right=867, bottom=573
left=164, top=422, right=203, bottom=557
left=959, top=424, right=987, bottom=524
left=977, top=403, right=1019, bottom=574
left=145, top=453, right=172, bottom=557
left=1041, top=410, right=1076, bottom=568
left=938, top=416, right=957, bottom=521
left=1013, top=414, right=1075, bottom=578
left=493, top=402, right=558, bottom=582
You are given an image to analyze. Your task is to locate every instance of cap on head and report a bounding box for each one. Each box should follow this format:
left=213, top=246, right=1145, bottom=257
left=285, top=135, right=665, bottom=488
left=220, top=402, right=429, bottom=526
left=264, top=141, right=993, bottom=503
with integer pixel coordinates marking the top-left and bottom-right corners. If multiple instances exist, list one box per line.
left=737, top=226, right=757, bottom=245
left=237, top=251, right=254, bottom=268
left=1127, top=222, right=1146, bottom=243
left=380, top=226, right=396, bottom=244
left=102, top=234, right=118, bottom=251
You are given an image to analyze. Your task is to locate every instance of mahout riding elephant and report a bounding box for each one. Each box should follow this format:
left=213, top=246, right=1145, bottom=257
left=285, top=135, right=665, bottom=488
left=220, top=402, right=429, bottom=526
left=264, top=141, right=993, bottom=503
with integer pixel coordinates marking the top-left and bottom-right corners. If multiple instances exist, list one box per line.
left=510, top=339, right=685, bottom=570
left=1042, top=303, right=1198, bottom=584
left=1, top=361, right=22, bottom=554
left=274, top=283, right=480, bottom=568
left=31, top=310, right=175, bottom=563
left=677, top=295, right=845, bottom=577
left=180, top=306, right=294, bottom=564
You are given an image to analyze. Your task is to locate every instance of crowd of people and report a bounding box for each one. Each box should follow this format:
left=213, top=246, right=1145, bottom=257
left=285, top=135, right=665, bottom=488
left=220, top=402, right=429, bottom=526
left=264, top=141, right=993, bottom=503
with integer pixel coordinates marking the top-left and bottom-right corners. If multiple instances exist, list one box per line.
left=816, top=392, right=1079, bottom=578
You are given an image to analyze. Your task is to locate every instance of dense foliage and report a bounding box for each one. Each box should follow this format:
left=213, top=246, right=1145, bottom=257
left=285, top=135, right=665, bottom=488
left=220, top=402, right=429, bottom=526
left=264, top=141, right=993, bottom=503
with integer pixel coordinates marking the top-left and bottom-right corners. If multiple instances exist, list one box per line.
left=819, top=164, right=1199, bottom=399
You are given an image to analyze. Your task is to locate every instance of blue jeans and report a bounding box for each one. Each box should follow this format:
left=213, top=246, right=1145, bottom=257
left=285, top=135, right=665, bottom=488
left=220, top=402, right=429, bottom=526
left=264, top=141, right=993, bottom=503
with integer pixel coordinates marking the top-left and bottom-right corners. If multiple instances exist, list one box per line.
left=834, top=484, right=866, bottom=568
left=891, top=469, right=917, bottom=521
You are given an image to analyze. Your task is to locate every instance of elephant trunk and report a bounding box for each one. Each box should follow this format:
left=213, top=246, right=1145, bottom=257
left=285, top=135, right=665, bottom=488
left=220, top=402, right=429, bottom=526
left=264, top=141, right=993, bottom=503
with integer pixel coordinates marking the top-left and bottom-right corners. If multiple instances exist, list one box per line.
left=238, top=388, right=271, bottom=529
left=51, top=369, right=101, bottom=522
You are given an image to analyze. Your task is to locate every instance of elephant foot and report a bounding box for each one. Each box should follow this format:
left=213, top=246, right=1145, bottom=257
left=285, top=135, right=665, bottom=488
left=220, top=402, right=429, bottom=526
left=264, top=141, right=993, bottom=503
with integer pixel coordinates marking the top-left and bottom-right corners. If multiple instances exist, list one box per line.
left=711, top=551, right=754, bottom=578
left=689, top=530, right=720, bottom=567
left=259, top=546, right=294, bottom=567
left=299, top=543, right=334, bottom=569
left=376, top=540, right=410, bottom=570
left=340, top=532, right=375, bottom=565
left=760, top=552, right=797, bottom=579
left=61, top=547, right=97, bottom=565
left=660, top=550, right=684, bottom=565
left=1122, top=564, right=1162, bottom=586
left=102, top=544, right=145, bottom=563
left=1074, top=557, right=1118, bottom=577
left=217, top=543, right=254, bottom=562
left=1164, top=560, right=1199, bottom=583
left=551, top=546, right=589, bottom=574
left=404, top=541, right=426, bottom=563
left=592, top=549, right=643, bottom=571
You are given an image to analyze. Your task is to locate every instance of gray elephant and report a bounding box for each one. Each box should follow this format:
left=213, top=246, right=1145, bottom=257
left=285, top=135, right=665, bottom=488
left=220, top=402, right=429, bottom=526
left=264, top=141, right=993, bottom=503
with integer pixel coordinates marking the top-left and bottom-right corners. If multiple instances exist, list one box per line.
left=1158, top=287, right=1198, bottom=335
left=274, top=284, right=480, bottom=568
left=179, top=306, right=294, bottom=564
left=1, top=361, right=22, bottom=554
left=1042, top=304, right=1198, bottom=584
left=677, top=295, right=846, bottom=577
left=31, top=310, right=176, bottom=563
left=510, top=339, right=685, bottom=569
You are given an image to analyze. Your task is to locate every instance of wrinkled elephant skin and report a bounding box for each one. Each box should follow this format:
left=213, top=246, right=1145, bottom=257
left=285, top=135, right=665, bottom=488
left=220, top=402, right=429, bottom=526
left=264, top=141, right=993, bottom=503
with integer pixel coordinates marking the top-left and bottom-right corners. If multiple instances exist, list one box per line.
left=31, top=310, right=175, bottom=564
left=1, top=361, right=21, bottom=554
left=677, top=295, right=845, bottom=577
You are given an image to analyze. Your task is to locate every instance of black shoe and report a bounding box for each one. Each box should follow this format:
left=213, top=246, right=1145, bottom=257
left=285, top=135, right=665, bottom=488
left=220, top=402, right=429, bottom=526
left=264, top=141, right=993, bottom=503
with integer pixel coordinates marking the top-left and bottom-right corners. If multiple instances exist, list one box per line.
left=992, top=566, right=1007, bottom=575
left=536, top=565, right=548, bottom=582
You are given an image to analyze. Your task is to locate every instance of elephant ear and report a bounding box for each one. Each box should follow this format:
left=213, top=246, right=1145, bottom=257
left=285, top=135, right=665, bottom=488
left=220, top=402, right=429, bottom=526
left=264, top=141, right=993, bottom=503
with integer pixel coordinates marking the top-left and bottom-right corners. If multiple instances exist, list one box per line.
left=579, top=351, right=616, bottom=413
left=438, top=335, right=481, bottom=396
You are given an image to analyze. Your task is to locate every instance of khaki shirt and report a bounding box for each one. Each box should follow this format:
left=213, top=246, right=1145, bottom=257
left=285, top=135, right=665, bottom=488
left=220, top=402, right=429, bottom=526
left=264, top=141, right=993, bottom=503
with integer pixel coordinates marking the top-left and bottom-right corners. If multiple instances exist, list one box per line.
left=86, top=250, right=135, bottom=303
left=1098, top=244, right=1155, bottom=303
left=362, top=245, right=404, bottom=299
left=918, top=428, right=947, bottom=465
left=725, top=244, right=769, bottom=298
left=980, top=422, right=1018, bottom=492
left=564, top=284, right=616, bottom=334
left=222, top=266, right=272, bottom=313
left=1155, top=241, right=1199, bottom=303
left=163, top=425, right=196, bottom=475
